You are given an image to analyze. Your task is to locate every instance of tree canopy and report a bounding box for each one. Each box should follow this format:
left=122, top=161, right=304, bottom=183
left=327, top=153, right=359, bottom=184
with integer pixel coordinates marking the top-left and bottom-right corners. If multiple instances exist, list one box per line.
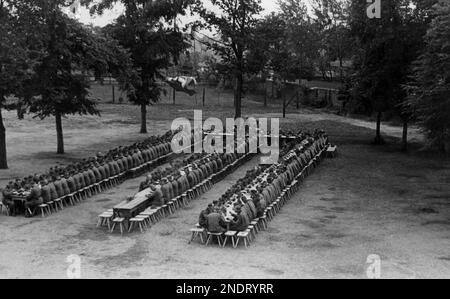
left=89, top=0, right=193, bottom=133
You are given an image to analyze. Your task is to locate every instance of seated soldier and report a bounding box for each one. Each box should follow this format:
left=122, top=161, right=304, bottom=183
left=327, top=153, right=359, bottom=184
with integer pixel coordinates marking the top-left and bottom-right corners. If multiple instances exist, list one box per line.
left=40, top=180, right=52, bottom=204
left=146, top=184, right=164, bottom=208
left=66, top=172, right=77, bottom=194
left=25, top=182, right=43, bottom=217
left=198, top=204, right=213, bottom=229
left=2, top=182, right=16, bottom=216
left=160, top=178, right=172, bottom=203
left=139, top=174, right=152, bottom=192
left=47, top=180, right=59, bottom=201
left=60, top=175, right=71, bottom=196
left=53, top=176, right=64, bottom=198
left=206, top=208, right=228, bottom=233
left=229, top=206, right=250, bottom=232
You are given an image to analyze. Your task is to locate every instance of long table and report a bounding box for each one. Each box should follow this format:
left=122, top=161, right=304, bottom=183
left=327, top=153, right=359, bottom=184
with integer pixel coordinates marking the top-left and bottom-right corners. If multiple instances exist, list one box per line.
left=113, top=188, right=154, bottom=219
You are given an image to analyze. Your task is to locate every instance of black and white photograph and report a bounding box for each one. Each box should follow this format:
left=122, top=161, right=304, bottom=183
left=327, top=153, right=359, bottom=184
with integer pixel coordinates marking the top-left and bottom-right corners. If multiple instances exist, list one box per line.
left=0, top=0, right=449, bottom=282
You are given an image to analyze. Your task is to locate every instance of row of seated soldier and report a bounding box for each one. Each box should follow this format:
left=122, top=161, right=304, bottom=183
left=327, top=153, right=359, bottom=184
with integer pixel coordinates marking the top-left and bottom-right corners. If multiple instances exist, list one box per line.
left=140, top=151, right=244, bottom=208
left=197, top=130, right=329, bottom=235
left=1, top=129, right=180, bottom=217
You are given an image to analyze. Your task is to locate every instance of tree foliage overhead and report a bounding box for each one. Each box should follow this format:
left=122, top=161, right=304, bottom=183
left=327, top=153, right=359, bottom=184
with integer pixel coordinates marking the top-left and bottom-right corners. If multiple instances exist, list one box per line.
left=405, top=1, right=450, bottom=152
left=88, top=0, right=193, bottom=132
left=192, top=0, right=263, bottom=118
left=311, top=0, right=352, bottom=81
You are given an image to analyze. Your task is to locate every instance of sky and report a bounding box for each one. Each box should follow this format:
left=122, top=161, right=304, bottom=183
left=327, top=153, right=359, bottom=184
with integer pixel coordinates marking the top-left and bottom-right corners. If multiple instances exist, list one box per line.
left=74, top=0, right=284, bottom=27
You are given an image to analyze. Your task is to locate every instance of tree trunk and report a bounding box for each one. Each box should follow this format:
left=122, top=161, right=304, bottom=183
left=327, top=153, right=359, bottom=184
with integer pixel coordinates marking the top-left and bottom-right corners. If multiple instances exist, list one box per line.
left=402, top=121, right=408, bottom=152
left=140, top=104, right=147, bottom=134
left=55, top=112, right=64, bottom=154
left=374, top=111, right=384, bottom=145
left=0, top=108, right=8, bottom=169
left=235, top=73, right=243, bottom=119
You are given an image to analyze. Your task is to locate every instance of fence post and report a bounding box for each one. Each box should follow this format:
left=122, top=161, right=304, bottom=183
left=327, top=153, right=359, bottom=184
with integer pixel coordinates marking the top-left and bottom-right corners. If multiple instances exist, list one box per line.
left=264, top=82, right=267, bottom=107
left=283, top=93, right=286, bottom=118
left=296, top=90, right=299, bottom=110
left=173, top=88, right=176, bottom=105
left=202, top=87, right=206, bottom=107
left=112, top=85, right=115, bottom=104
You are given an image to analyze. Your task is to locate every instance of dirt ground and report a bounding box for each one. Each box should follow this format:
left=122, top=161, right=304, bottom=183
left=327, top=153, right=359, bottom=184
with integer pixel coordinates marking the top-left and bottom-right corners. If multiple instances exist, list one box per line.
left=0, top=93, right=449, bottom=279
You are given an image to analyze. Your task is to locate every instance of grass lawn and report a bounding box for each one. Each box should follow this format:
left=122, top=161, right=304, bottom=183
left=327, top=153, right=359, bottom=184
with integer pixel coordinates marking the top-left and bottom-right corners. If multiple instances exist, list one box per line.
left=0, top=89, right=449, bottom=278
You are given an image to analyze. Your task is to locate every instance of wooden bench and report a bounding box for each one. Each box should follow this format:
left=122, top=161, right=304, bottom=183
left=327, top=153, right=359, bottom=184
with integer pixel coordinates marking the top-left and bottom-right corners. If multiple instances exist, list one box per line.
left=128, top=217, right=146, bottom=233
left=205, top=232, right=223, bottom=247
left=111, top=218, right=127, bottom=235
left=0, top=202, right=10, bottom=216
left=326, top=145, right=337, bottom=158
left=38, top=204, right=50, bottom=218
left=222, top=231, right=237, bottom=248
left=189, top=228, right=206, bottom=244
left=235, top=231, right=251, bottom=248
left=97, top=212, right=114, bottom=230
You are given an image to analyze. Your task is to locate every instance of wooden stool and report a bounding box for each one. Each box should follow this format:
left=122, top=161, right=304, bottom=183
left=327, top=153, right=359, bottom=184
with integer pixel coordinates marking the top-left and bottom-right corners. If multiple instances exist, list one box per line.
left=259, top=216, right=268, bottom=230
left=265, top=207, right=274, bottom=221
left=250, top=220, right=260, bottom=233
left=161, top=205, right=169, bottom=217
left=111, top=218, right=127, bottom=235
left=97, top=212, right=114, bottom=230
left=247, top=225, right=256, bottom=241
left=128, top=218, right=146, bottom=233
left=168, top=202, right=176, bottom=214
left=54, top=198, right=64, bottom=211
left=205, top=232, right=223, bottom=247
left=171, top=197, right=180, bottom=210
left=153, top=208, right=163, bottom=222
left=189, top=228, right=206, bottom=244
left=326, top=145, right=337, bottom=158
left=235, top=231, right=251, bottom=248
left=0, top=202, right=10, bottom=216
left=136, top=214, right=151, bottom=228
left=181, top=194, right=189, bottom=207
left=38, top=204, right=49, bottom=218
left=46, top=201, right=56, bottom=214
left=222, top=231, right=237, bottom=248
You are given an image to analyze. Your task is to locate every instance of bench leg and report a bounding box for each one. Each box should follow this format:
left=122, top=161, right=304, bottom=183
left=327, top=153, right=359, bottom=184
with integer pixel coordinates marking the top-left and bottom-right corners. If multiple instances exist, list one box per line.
left=234, top=238, right=240, bottom=249
left=189, top=232, right=196, bottom=244
left=205, top=235, right=212, bottom=246
left=128, top=222, right=135, bottom=233
left=222, top=236, right=228, bottom=248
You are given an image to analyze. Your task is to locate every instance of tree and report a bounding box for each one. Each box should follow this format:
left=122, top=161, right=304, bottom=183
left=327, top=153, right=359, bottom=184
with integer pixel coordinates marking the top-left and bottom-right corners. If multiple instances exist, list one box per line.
left=405, top=1, right=450, bottom=152
left=348, top=0, right=430, bottom=146
left=193, top=0, right=263, bottom=118
left=311, top=0, right=352, bottom=82
left=16, top=0, right=131, bottom=154
left=89, top=0, right=193, bottom=134
left=0, top=0, right=42, bottom=168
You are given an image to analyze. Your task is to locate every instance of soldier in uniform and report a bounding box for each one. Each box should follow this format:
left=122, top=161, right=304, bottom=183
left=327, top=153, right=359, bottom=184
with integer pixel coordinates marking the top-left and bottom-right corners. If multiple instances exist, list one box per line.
left=170, top=176, right=179, bottom=198
left=53, top=176, right=64, bottom=198
left=25, top=182, right=43, bottom=217
left=60, top=175, right=71, bottom=196
left=147, top=184, right=164, bottom=208
left=47, top=180, right=59, bottom=201
left=160, top=178, right=172, bottom=204
left=2, top=183, right=16, bottom=216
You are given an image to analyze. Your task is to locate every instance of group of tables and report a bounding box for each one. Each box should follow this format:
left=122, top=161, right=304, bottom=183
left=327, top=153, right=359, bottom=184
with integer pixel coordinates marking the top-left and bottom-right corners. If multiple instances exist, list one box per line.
left=112, top=153, right=215, bottom=220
